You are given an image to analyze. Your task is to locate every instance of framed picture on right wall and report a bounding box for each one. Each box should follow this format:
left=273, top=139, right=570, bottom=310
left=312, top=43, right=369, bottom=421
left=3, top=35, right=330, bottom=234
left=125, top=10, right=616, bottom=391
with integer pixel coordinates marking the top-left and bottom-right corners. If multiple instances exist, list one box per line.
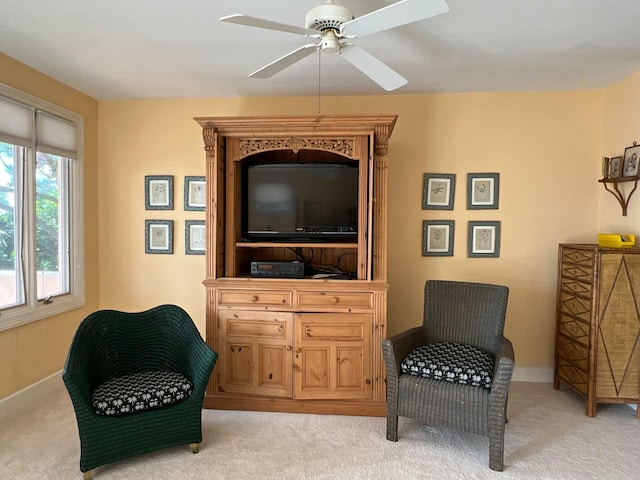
left=467, top=173, right=499, bottom=209
left=468, top=221, right=501, bottom=258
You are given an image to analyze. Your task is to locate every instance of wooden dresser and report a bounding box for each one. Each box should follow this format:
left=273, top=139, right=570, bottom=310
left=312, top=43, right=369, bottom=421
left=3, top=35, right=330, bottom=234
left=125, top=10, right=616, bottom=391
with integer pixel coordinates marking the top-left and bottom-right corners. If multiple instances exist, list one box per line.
left=554, top=243, right=640, bottom=417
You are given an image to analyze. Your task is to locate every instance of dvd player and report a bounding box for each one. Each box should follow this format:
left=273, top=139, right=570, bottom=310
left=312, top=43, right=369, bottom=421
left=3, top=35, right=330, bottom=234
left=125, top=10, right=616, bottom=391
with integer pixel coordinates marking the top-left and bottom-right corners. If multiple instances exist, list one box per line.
left=250, top=261, right=305, bottom=278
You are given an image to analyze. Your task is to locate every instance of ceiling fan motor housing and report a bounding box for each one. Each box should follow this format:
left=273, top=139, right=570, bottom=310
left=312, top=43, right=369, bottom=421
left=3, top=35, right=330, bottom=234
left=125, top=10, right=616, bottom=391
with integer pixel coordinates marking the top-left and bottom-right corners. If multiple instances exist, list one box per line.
left=305, top=1, right=353, bottom=32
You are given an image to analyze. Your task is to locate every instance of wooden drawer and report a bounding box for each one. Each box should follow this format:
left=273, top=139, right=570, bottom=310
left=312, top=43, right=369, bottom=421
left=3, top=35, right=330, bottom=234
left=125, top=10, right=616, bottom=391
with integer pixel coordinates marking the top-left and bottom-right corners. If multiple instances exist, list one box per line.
left=561, top=248, right=594, bottom=282
left=296, top=291, right=373, bottom=310
left=558, top=314, right=590, bottom=347
left=558, top=289, right=592, bottom=324
left=218, top=310, right=291, bottom=338
left=218, top=289, right=292, bottom=307
left=555, top=334, right=589, bottom=372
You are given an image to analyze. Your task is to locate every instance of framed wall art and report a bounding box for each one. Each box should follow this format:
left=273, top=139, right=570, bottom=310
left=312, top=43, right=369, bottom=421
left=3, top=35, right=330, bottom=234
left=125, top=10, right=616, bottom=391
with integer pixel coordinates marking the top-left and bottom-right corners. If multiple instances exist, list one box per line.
left=422, top=220, right=454, bottom=256
left=467, top=221, right=501, bottom=258
left=184, top=176, right=206, bottom=211
left=467, top=173, right=499, bottom=210
left=185, top=220, right=206, bottom=255
left=145, top=220, right=174, bottom=254
left=422, top=173, right=456, bottom=210
left=145, top=175, right=174, bottom=210
left=623, top=144, right=640, bottom=177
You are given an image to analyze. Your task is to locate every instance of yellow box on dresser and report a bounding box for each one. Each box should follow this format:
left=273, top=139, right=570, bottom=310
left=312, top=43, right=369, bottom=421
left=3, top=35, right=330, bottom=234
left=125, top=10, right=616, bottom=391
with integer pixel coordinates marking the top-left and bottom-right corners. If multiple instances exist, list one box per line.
left=554, top=243, right=640, bottom=417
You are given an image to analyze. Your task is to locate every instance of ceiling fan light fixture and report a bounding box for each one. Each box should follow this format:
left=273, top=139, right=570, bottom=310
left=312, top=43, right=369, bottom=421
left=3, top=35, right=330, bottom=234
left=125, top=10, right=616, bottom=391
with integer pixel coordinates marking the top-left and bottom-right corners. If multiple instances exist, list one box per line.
left=305, top=0, right=353, bottom=32
left=320, top=30, right=342, bottom=53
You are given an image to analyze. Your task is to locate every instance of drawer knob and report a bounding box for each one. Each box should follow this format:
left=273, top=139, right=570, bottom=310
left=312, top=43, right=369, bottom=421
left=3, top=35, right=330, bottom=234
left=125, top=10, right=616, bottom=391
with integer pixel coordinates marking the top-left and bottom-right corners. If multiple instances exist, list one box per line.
left=331, top=296, right=339, bottom=304
left=251, top=295, right=259, bottom=302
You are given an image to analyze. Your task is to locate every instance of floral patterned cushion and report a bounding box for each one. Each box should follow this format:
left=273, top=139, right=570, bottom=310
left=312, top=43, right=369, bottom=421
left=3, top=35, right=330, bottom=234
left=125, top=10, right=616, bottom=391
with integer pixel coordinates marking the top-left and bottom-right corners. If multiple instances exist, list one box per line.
left=401, top=342, right=494, bottom=389
left=91, top=370, right=194, bottom=416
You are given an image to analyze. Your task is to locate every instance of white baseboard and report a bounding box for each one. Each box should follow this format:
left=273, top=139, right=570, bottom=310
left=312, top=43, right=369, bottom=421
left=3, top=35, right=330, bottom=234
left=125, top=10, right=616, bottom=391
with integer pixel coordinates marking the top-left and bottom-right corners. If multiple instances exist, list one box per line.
left=512, top=365, right=553, bottom=383
left=0, top=371, right=63, bottom=422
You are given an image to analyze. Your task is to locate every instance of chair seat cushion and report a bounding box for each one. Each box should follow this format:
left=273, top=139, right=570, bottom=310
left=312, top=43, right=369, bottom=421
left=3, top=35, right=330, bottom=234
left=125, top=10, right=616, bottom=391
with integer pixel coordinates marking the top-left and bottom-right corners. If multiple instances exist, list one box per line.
left=91, top=370, right=194, bottom=416
left=401, top=342, right=494, bottom=389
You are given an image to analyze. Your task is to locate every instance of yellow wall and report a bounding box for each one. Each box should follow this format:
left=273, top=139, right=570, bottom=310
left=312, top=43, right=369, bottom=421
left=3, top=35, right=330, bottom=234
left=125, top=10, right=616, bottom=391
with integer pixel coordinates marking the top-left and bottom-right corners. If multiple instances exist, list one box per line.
left=0, top=53, right=99, bottom=399
left=98, top=91, right=602, bottom=370
left=600, top=71, right=640, bottom=232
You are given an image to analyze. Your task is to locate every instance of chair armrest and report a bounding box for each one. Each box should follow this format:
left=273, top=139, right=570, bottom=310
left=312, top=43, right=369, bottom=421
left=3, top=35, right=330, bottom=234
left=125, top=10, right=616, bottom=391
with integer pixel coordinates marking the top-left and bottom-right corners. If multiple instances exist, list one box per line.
left=381, top=326, right=427, bottom=377
left=490, top=335, right=515, bottom=399
left=182, top=332, right=218, bottom=394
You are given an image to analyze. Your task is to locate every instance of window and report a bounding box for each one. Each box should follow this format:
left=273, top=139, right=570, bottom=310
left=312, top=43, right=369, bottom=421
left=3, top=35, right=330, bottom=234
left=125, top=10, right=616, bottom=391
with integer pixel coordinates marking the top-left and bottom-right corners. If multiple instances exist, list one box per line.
left=0, top=83, right=84, bottom=330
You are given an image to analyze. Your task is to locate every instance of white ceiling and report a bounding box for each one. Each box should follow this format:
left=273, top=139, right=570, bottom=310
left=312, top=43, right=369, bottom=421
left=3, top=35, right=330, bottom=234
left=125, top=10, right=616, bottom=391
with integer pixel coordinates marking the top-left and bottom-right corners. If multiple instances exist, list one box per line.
left=2, top=0, right=640, bottom=101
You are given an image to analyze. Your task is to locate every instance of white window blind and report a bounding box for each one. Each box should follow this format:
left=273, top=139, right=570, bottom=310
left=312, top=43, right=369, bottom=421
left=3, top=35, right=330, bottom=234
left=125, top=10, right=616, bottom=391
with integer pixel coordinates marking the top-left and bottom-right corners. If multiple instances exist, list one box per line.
left=0, top=95, right=34, bottom=147
left=36, top=110, right=78, bottom=158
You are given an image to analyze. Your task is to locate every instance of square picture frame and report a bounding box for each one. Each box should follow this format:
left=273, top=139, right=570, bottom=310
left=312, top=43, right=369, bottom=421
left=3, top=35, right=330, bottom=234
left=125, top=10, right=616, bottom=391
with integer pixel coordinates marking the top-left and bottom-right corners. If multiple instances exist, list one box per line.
left=422, top=173, right=456, bottom=210
left=145, top=220, right=173, bottom=254
left=184, top=176, right=206, bottom=211
left=422, top=220, right=455, bottom=256
left=467, top=173, right=499, bottom=210
left=145, top=175, right=174, bottom=210
left=467, top=221, right=501, bottom=258
left=185, top=220, right=206, bottom=255
left=609, top=156, right=623, bottom=178
left=622, top=144, right=640, bottom=177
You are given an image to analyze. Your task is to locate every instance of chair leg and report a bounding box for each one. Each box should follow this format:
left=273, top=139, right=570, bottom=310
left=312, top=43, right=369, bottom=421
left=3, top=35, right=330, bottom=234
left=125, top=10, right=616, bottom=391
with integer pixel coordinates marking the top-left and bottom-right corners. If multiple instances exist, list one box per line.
left=488, top=420, right=506, bottom=471
left=386, top=413, right=398, bottom=442
left=190, top=443, right=200, bottom=454
left=83, top=469, right=95, bottom=480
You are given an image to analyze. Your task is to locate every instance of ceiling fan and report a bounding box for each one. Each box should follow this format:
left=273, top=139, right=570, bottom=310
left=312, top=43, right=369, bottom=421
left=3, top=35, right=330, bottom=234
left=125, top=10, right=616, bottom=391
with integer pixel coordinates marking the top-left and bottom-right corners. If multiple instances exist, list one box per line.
left=220, top=0, right=450, bottom=91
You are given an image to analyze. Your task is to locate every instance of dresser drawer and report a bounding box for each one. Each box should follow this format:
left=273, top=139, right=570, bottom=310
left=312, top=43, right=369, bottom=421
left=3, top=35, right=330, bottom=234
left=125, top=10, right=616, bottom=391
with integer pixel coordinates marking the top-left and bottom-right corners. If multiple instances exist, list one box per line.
left=218, top=289, right=292, bottom=307
left=561, top=248, right=594, bottom=282
left=296, top=291, right=373, bottom=310
left=558, top=289, right=592, bottom=324
left=557, top=314, right=590, bottom=347
left=218, top=310, right=292, bottom=338
left=555, top=334, right=589, bottom=373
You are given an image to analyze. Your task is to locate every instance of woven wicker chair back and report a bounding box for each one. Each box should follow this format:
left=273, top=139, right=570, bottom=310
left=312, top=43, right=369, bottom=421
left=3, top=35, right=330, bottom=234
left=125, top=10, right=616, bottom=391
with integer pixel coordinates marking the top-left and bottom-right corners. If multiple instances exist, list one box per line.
left=421, top=280, right=509, bottom=354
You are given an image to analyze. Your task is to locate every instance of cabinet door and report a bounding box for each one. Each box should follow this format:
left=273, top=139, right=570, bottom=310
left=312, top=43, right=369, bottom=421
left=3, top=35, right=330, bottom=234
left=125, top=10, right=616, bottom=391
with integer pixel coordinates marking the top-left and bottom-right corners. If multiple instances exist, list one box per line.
left=218, top=310, right=293, bottom=398
left=293, top=313, right=373, bottom=400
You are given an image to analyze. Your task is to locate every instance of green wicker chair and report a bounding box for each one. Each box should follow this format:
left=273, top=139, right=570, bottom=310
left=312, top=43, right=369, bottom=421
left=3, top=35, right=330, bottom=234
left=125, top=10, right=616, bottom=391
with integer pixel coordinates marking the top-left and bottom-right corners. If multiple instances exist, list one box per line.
left=62, top=304, right=218, bottom=479
left=382, top=280, right=514, bottom=471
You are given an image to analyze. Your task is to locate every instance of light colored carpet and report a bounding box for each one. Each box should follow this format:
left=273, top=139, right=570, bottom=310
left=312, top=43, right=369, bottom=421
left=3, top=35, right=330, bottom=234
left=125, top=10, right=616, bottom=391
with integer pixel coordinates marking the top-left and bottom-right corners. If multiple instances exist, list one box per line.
left=1, top=381, right=638, bottom=479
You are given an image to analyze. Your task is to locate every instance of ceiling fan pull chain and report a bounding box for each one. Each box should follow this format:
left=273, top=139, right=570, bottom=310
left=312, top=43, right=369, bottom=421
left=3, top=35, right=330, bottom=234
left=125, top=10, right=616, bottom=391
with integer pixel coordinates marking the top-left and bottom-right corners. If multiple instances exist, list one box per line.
left=318, top=49, right=322, bottom=114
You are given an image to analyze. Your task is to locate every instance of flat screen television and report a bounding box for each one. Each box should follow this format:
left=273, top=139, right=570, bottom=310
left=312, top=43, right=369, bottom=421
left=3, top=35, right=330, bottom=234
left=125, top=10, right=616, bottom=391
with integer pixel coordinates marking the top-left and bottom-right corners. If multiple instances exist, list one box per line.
left=242, top=161, right=359, bottom=242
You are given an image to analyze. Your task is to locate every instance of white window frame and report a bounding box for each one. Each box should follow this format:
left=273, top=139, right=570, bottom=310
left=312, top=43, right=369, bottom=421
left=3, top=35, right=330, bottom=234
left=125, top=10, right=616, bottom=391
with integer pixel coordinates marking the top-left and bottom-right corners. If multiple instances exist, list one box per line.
left=0, top=82, right=85, bottom=331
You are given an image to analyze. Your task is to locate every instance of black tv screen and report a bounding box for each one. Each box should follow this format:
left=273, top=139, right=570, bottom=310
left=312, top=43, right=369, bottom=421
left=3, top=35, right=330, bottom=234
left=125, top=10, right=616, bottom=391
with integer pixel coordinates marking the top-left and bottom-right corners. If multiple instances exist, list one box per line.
left=242, top=162, right=359, bottom=242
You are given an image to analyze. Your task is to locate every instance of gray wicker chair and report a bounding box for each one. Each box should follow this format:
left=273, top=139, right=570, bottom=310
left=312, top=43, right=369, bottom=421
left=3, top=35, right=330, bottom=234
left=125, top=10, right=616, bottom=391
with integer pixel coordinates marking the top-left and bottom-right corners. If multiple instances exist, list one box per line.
left=382, top=280, right=514, bottom=471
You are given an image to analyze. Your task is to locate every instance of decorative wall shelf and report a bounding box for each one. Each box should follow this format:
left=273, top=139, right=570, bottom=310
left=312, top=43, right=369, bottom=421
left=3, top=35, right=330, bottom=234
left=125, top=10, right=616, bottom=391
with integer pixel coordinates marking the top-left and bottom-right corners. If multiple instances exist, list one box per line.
left=598, top=176, right=640, bottom=216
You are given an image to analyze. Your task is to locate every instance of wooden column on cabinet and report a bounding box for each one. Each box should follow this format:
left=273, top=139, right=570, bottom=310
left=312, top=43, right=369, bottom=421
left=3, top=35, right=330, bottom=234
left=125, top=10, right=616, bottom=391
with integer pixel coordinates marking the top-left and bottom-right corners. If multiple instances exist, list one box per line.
left=196, top=115, right=396, bottom=416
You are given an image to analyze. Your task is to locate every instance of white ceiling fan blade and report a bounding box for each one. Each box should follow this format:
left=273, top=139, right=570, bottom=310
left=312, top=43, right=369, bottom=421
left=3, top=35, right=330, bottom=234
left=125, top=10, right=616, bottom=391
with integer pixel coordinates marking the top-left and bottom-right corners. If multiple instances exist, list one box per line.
left=341, top=0, right=450, bottom=38
left=339, top=44, right=407, bottom=91
left=220, top=14, right=318, bottom=37
left=249, top=43, right=318, bottom=79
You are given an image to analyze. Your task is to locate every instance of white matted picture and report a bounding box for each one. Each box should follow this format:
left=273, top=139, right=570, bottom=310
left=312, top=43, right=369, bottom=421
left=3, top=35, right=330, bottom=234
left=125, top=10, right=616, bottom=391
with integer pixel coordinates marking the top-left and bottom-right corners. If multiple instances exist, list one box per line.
left=185, top=220, right=206, bottom=255
left=422, top=220, right=454, bottom=256
left=184, top=176, right=206, bottom=211
left=145, top=220, right=173, bottom=254
left=422, top=173, right=456, bottom=210
left=467, top=173, right=499, bottom=210
left=468, top=221, right=501, bottom=258
left=623, top=144, right=640, bottom=177
left=145, top=175, right=174, bottom=210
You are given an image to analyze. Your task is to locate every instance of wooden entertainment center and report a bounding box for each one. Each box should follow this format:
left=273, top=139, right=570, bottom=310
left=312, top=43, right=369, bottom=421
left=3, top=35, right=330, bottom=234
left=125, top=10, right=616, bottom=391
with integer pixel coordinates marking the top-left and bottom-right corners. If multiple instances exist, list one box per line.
left=194, top=114, right=396, bottom=416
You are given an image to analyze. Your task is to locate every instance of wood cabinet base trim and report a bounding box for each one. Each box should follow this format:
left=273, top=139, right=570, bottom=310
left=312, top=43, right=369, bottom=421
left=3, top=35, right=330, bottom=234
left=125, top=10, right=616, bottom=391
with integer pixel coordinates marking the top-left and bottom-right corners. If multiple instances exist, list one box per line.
left=203, top=395, right=386, bottom=417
